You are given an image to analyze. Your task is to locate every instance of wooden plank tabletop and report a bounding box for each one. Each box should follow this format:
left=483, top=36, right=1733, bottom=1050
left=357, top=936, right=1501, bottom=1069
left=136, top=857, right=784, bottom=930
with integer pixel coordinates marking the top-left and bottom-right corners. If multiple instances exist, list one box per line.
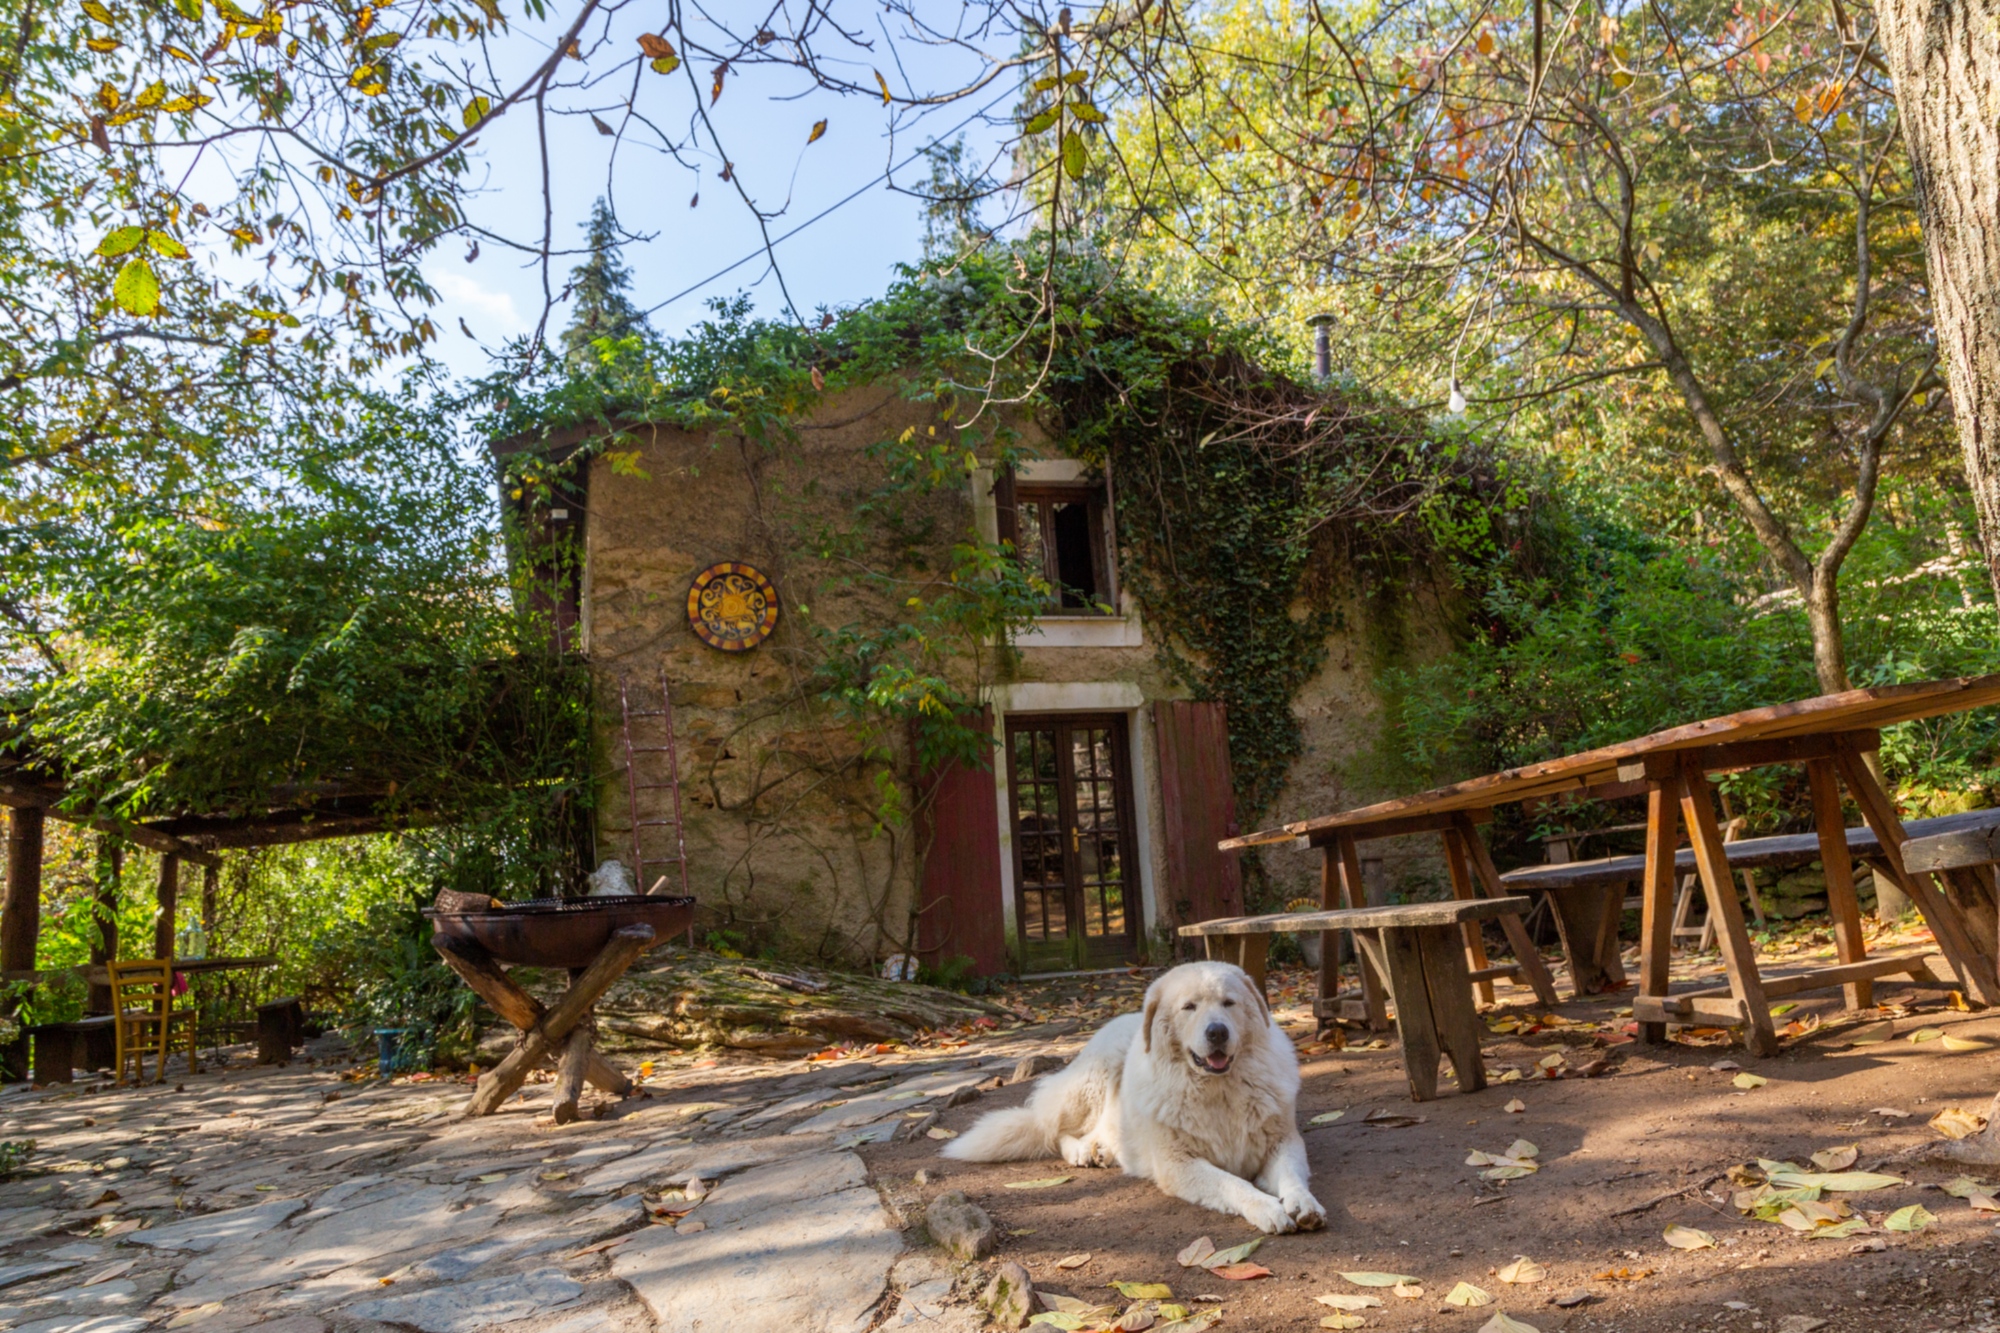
left=1495, top=809, right=2000, bottom=891
left=1178, top=896, right=1533, bottom=935
left=1221, top=674, right=2000, bottom=851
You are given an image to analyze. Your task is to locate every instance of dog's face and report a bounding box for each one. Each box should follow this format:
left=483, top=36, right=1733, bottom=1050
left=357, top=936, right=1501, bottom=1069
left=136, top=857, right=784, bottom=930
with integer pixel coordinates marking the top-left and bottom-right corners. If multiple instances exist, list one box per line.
left=1142, top=961, right=1270, bottom=1077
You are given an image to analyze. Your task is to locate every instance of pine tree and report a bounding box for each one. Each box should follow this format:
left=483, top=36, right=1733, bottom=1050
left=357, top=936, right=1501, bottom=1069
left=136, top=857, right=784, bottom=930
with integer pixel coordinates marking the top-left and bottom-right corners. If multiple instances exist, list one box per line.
left=560, top=198, right=648, bottom=365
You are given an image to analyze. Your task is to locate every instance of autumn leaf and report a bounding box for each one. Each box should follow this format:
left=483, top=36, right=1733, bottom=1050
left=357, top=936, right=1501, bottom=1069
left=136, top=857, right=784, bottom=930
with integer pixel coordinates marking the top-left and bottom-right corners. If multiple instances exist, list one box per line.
left=1315, top=1294, right=1382, bottom=1311
left=1662, top=1224, right=1716, bottom=1249
left=1445, top=1283, right=1494, bottom=1307
left=1110, top=1281, right=1174, bottom=1298
left=807, top=118, right=827, bottom=145
left=462, top=95, right=490, bottom=128
left=1175, top=1236, right=1215, bottom=1267
left=590, top=114, right=615, bottom=136
left=1004, top=1175, right=1071, bottom=1189
left=145, top=231, right=188, bottom=258
left=1210, top=1263, right=1271, bottom=1281
left=637, top=32, right=675, bottom=59
left=1061, top=131, right=1087, bottom=179
left=1883, top=1204, right=1935, bottom=1232
left=113, top=256, right=160, bottom=315
left=1478, top=1313, right=1542, bottom=1333
left=1339, top=1272, right=1416, bottom=1287
left=1495, top=1258, right=1545, bottom=1284
left=95, top=226, right=145, bottom=257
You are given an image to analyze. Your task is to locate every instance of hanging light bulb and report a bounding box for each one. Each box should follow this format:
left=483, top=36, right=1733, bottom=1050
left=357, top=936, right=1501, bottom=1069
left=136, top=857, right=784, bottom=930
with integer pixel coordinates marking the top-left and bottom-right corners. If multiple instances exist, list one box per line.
left=1447, top=380, right=1467, bottom=414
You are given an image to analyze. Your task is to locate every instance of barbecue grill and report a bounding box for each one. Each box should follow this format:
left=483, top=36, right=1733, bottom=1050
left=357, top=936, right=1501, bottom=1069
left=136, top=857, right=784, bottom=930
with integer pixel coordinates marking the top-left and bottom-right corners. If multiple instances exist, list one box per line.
left=425, top=889, right=695, bottom=969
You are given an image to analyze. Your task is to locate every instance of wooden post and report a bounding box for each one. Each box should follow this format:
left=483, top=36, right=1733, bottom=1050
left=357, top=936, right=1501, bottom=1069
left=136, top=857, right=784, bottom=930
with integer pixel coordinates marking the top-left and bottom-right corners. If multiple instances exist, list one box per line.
left=2, top=807, right=44, bottom=1078
left=88, top=838, right=121, bottom=1016
left=1334, top=833, right=1391, bottom=1030
left=1678, top=758, right=1778, bottom=1057
left=1375, top=927, right=1440, bottom=1101
left=551, top=1023, right=592, bottom=1125
left=1315, top=847, right=1340, bottom=1036
left=154, top=853, right=179, bottom=960
left=200, top=863, right=218, bottom=934
left=1833, top=741, right=2000, bottom=1004
left=1637, top=784, right=1679, bottom=1044
left=467, top=925, right=652, bottom=1117
left=1441, top=829, right=1496, bottom=1006
left=1806, top=758, right=1873, bottom=1010
left=433, top=939, right=632, bottom=1096
left=1449, top=814, right=1561, bottom=1008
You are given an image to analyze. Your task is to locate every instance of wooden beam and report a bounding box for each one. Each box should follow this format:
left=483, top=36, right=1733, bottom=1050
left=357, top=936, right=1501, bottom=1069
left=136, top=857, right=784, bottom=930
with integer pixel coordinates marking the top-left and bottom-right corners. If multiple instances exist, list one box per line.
left=1678, top=758, right=1778, bottom=1057
left=3, top=807, right=43, bottom=976
left=154, top=854, right=179, bottom=960
left=1334, top=833, right=1391, bottom=1030
left=1807, top=758, right=1872, bottom=1009
left=0, top=782, right=221, bottom=869
left=1833, top=739, right=2000, bottom=1005
left=1636, top=783, right=1679, bottom=1044
left=1652, top=954, right=1945, bottom=1008
left=434, top=939, right=630, bottom=1097
left=1295, top=808, right=1496, bottom=849
left=1616, top=731, right=1879, bottom=784
left=1449, top=813, right=1561, bottom=1008
left=1441, top=827, right=1495, bottom=1006
left=88, top=837, right=119, bottom=1016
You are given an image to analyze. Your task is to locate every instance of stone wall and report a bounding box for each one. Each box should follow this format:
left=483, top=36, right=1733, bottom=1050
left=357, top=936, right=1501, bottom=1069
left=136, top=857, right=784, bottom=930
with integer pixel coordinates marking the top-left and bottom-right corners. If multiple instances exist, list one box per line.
left=575, top=390, right=1456, bottom=969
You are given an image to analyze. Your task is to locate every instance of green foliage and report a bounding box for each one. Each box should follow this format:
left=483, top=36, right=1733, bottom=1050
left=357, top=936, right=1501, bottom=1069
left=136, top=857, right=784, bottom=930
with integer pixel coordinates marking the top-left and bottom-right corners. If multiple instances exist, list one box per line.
left=560, top=199, right=651, bottom=368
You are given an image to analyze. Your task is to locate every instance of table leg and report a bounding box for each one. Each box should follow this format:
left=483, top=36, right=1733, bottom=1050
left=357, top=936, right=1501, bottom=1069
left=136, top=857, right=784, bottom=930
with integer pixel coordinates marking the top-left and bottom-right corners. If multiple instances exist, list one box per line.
left=435, top=940, right=633, bottom=1097
left=1316, top=848, right=1340, bottom=1037
left=1371, top=928, right=1441, bottom=1102
left=1639, top=784, right=1680, bottom=1044
left=1546, top=887, right=1612, bottom=998
left=1679, top=760, right=1778, bottom=1058
left=1451, top=815, right=1561, bottom=1008
left=1335, top=835, right=1391, bottom=1031
left=1807, top=758, right=1872, bottom=1009
left=1442, top=831, right=1496, bottom=1007
left=1417, top=924, right=1487, bottom=1093
left=1835, top=741, right=2000, bottom=1006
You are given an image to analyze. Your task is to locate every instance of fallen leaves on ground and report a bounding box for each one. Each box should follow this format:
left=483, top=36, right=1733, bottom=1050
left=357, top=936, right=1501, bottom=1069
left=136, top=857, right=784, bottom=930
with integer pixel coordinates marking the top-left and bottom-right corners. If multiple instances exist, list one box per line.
left=1907, top=1027, right=1944, bottom=1043
left=925, top=1126, right=957, bottom=1140
left=1809, top=1145, right=1859, bottom=1171
left=1445, top=1282, right=1494, bottom=1307
left=1883, top=1204, right=1935, bottom=1232
left=1467, top=1139, right=1540, bottom=1181
left=1176, top=1238, right=1215, bottom=1268
left=1309, top=1110, right=1346, bottom=1126
left=1593, top=1266, right=1654, bottom=1282
left=1006, top=1175, right=1073, bottom=1189
left=1552, top=1291, right=1593, bottom=1308
left=1316, top=1294, right=1383, bottom=1311
left=1111, top=1281, right=1174, bottom=1299
left=1339, top=1271, right=1417, bottom=1287
left=1503, top=1099, right=1526, bottom=1114
left=1941, top=1034, right=1990, bottom=1052
left=1757, top=1160, right=1905, bottom=1192
left=1391, top=1282, right=1424, bottom=1299
left=1210, top=1264, right=1272, bottom=1281
left=1732, top=1073, right=1768, bottom=1090
left=1057, top=1253, right=1092, bottom=1269
left=1363, top=1109, right=1425, bottom=1128
left=1663, top=1225, right=1716, bottom=1250
left=1929, top=1106, right=1989, bottom=1140
left=1495, top=1257, right=1546, bottom=1284
left=1477, top=1312, right=1542, bottom=1333
left=1320, top=1315, right=1365, bottom=1329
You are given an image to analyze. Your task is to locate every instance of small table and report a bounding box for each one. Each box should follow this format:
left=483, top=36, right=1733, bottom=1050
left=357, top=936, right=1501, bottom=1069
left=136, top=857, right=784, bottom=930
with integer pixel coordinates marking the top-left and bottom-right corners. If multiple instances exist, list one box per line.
left=1182, top=897, right=1532, bottom=1101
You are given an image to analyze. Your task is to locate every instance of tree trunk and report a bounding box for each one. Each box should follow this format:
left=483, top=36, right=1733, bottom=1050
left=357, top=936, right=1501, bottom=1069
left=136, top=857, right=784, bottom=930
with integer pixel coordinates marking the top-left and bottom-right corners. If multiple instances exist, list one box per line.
left=1804, top=574, right=1853, bottom=694
left=1876, top=0, right=2000, bottom=608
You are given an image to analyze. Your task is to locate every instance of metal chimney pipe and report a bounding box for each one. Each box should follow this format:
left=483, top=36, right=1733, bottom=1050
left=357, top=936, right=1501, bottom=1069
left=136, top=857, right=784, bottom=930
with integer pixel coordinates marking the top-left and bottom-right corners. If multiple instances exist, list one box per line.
left=1307, top=313, right=1334, bottom=383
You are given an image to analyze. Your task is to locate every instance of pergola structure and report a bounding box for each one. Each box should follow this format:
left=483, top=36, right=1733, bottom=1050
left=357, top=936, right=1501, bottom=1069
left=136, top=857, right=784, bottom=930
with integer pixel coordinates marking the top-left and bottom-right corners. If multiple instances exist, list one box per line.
left=0, top=742, right=428, bottom=1063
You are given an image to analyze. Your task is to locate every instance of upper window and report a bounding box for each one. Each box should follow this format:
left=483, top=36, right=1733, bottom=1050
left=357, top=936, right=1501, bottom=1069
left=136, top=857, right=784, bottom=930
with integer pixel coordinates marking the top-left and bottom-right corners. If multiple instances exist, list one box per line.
left=999, top=476, right=1116, bottom=615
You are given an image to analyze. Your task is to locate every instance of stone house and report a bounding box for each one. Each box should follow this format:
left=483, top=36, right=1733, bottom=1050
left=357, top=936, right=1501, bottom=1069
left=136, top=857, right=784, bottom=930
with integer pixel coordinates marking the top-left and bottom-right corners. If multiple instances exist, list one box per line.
left=490, top=379, right=1447, bottom=978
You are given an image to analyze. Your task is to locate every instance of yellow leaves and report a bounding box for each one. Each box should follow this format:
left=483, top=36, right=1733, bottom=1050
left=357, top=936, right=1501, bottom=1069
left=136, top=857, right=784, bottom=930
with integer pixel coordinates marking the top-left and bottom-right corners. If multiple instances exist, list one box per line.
left=807, top=118, right=827, bottom=145
left=86, top=37, right=122, bottom=53
left=462, top=94, right=490, bottom=128
left=113, top=256, right=160, bottom=316
left=97, top=82, right=120, bottom=110
left=81, top=0, right=116, bottom=21
left=1475, top=29, right=1494, bottom=55
left=163, top=43, right=197, bottom=62
left=875, top=69, right=891, bottom=104
left=1061, top=130, right=1086, bottom=180
left=135, top=80, right=165, bottom=108
left=1662, top=1224, right=1715, bottom=1250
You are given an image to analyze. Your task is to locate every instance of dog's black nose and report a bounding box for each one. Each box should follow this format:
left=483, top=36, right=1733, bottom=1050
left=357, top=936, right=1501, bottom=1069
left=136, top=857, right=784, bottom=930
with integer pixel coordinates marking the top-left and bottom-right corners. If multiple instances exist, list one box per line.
left=1204, top=1022, right=1231, bottom=1051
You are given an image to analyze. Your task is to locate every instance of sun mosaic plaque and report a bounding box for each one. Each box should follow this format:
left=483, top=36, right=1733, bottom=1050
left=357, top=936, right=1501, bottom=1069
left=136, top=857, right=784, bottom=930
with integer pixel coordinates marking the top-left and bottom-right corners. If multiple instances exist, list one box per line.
left=687, top=561, right=779, bottom=652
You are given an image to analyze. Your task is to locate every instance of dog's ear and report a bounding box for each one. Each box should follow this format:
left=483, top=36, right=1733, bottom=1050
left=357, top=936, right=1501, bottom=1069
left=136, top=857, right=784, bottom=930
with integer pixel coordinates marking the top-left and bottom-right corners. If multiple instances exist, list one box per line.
left=1239, top=970, right=1272, bottom=1027
left=1141, top=984, right=1162, bottom=1055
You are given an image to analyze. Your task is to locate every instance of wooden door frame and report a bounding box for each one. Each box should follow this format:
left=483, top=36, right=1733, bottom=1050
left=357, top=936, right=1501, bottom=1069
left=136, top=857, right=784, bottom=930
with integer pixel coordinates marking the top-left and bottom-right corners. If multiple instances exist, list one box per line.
left=1003, top=711, right=1145, bottom=970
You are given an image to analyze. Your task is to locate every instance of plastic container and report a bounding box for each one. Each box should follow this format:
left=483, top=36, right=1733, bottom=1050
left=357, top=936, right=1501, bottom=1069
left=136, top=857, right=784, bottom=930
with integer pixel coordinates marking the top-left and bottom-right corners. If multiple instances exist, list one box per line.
left=374, top=1028, right=409, bottom=1079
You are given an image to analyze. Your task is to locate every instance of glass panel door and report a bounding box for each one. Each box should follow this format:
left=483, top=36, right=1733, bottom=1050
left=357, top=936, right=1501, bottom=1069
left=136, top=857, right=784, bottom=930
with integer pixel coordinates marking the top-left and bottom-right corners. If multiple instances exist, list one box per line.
left=1006, top=714, right=1142, bottom=971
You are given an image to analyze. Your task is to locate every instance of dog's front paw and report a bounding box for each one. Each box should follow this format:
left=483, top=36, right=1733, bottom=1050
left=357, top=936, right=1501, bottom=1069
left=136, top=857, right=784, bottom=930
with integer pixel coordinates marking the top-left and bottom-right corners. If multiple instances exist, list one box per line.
left=1281, top=1189, right=1326, bottom=1231
left=1241, top=1194, right=1296, bottom=1235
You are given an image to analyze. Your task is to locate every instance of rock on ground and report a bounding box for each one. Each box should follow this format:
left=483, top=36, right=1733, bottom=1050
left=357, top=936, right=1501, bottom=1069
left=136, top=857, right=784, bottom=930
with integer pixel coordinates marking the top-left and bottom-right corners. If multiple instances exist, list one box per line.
left=923, top=1191, right=995, bottom=1262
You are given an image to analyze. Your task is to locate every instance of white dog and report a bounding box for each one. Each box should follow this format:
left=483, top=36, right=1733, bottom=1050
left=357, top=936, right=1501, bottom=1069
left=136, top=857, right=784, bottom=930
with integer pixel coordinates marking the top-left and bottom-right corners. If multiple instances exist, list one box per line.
left=942, top=961, right=1324, bottom=1234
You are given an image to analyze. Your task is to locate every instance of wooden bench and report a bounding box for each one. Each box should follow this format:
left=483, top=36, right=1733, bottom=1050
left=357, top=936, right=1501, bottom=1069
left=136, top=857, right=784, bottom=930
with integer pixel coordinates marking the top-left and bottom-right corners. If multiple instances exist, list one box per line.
left=1180, top=897, right=1533, bottom=1102
left=25, top=1015, right=118, bottom=1084
left=1904, top=824, right=2000, bottom=958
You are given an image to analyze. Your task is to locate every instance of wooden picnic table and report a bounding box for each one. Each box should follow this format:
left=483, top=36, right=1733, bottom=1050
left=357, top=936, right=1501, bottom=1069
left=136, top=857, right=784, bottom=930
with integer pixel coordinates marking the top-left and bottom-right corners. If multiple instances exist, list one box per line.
left=1497, top=809, right=2000, bottom=994
left=1183, top=898, right=1533, bottom=1101
left=1222, top=674, right=2000, bottom=1057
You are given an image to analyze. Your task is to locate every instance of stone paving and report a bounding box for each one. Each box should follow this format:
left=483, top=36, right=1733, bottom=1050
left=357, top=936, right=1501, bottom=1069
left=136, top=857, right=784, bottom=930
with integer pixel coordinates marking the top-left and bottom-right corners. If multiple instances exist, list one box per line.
left=0, top=1026, right=1087, bottom=1333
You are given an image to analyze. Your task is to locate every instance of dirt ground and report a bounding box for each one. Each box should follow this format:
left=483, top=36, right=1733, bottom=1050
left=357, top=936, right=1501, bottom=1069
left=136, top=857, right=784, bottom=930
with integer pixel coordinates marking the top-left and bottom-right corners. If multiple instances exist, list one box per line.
left=864, top=942, right=2000, bottom=1333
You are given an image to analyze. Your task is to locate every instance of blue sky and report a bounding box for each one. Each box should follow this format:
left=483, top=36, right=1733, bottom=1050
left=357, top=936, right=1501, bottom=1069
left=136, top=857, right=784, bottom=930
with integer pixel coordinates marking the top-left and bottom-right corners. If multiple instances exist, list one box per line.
left=419, top=7, right=1018, bottom=381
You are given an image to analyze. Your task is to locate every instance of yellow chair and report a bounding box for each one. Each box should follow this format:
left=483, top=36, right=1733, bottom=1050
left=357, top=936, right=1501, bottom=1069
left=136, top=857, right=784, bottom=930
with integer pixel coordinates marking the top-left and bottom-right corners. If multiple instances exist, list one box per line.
left=108, top=960, right=198, bottom=1085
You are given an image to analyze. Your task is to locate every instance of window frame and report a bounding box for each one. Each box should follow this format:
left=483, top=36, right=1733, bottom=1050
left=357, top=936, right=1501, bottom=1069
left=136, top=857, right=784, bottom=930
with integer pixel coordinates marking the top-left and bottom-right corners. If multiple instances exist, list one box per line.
left=994, top=471, right=1119, bottom=616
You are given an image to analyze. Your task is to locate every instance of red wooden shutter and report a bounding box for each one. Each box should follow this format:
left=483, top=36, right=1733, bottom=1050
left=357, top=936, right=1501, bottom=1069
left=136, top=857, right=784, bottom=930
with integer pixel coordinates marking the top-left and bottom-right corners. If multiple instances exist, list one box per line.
left=1154, top=701, right=1244, bottom=932
left=914, top=709, right=1008, bottom=976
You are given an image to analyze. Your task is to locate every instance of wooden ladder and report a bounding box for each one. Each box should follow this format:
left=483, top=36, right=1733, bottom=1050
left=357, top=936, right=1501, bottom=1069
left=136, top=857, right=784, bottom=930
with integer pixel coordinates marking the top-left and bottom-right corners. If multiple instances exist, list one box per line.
left=618, top=671, right=691, bottom=921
